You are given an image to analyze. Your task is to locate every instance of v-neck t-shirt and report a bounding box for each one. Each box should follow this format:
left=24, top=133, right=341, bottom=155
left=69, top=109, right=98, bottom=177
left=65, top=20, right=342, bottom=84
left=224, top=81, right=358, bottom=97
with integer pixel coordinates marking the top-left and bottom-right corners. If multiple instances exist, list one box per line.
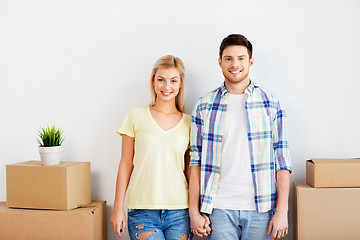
left=117, top=106, right=191, bottom=209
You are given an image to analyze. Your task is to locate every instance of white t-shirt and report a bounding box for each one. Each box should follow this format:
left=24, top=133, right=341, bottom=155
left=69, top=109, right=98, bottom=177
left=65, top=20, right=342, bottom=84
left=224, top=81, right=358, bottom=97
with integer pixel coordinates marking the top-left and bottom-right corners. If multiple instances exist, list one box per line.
left=213, top=93, right=256, bottom=210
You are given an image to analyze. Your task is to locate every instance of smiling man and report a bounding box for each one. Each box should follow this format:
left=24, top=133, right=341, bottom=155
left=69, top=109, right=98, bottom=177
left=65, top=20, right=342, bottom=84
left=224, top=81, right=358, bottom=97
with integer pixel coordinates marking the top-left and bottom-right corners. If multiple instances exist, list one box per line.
left=189, top=34, right=292, bottom=240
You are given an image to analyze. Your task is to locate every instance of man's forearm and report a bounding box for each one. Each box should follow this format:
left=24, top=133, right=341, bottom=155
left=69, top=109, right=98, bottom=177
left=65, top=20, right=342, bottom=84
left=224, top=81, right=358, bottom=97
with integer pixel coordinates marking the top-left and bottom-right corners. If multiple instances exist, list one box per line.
left=275, top=169, right=291, bottom=212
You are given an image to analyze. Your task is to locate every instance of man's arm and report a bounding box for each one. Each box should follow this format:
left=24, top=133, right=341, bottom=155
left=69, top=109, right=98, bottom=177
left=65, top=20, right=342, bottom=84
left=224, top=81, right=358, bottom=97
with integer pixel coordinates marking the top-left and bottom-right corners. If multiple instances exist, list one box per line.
left=268, top=97, right=292, bottom=239
left=267, top=169, right=290, bottom=240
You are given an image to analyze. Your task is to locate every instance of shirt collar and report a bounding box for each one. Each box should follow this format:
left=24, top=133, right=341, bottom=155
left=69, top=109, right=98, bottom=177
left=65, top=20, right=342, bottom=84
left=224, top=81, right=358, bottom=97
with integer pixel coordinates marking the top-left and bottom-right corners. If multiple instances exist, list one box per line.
left=220, top=80, right=255, bottom=97
left=246, top=80, right=255, bottom=95
left=219, top=82, right=228, bottom=97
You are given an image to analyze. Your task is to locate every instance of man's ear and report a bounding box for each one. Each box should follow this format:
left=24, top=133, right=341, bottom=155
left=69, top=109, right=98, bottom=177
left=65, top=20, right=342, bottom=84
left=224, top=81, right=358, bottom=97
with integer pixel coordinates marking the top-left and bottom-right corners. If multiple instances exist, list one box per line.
left=249, top=57, right=254, bottom=68
left=218, top=58, right=222, bottom=67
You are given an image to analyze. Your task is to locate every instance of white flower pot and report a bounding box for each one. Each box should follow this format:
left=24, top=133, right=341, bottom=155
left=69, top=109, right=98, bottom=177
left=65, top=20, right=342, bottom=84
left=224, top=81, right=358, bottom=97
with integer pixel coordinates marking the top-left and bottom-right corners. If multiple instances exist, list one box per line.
left=38, top=146, right=62, bottom=166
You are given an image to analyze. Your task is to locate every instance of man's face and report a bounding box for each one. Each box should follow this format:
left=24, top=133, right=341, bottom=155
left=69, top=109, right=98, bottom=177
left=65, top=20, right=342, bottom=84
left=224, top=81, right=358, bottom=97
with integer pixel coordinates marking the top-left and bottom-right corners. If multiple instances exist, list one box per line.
left=219, top=45, right=254, bottom=86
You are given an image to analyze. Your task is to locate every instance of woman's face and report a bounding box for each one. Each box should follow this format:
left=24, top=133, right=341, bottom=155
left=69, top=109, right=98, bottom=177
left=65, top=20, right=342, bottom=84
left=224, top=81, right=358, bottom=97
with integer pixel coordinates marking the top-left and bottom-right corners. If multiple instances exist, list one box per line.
left=153, top=67, right=181, bottom=103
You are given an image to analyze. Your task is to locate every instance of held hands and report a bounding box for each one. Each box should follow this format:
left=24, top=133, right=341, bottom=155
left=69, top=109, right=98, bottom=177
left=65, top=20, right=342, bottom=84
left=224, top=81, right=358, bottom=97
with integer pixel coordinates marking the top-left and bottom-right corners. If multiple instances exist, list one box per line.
left=190, top=212, right=211, bottom=237
left=268, top=210, right=288, bottom=240
left=111, top=208, right=126, bottom=238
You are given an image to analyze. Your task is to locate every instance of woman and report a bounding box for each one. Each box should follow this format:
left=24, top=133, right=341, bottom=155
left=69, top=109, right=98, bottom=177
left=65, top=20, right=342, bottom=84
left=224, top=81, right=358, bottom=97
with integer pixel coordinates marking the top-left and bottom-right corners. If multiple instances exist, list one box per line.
left=111, top=55, right=192, bottom=240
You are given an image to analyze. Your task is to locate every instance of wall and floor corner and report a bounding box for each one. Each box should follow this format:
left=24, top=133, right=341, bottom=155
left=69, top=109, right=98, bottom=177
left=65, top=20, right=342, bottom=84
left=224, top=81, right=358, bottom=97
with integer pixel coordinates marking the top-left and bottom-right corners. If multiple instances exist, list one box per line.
left=1, top=1, right=359, bottom=239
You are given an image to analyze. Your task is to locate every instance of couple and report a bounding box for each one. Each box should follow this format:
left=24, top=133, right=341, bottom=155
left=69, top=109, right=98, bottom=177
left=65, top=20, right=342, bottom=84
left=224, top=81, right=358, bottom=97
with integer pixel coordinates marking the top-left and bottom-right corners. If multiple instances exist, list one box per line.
left=111, top=34, right=292, bottom=240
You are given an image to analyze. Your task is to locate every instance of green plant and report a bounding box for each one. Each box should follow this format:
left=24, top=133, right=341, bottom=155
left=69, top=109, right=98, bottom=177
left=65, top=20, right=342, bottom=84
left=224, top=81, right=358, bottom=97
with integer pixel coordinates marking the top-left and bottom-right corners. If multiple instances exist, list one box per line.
left=37, top=125, right=64, bottom=147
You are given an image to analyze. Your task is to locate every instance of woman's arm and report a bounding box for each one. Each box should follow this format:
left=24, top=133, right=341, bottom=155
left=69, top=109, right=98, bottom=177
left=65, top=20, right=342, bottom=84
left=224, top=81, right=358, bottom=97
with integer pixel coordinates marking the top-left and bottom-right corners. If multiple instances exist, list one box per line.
left=189, top=165, right=211, bottom=237
left=184, top=149, right=191, bottom=183
left=111, top=135, right=135, bottom=238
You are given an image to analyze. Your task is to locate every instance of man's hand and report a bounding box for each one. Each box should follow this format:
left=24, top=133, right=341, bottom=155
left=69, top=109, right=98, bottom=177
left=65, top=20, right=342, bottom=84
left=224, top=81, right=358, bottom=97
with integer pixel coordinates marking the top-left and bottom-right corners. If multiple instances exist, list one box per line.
left=267, top=210, right=288, bottom=240
left=190, top=212, right=211, bottom=237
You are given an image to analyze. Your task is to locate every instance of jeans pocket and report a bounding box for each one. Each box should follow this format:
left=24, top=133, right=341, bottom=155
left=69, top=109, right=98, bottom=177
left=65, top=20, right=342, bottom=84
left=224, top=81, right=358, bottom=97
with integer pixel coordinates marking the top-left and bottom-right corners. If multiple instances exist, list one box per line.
left=128, top=209, right=141, bottom=215
left=269, top=209, right=276, bottom=218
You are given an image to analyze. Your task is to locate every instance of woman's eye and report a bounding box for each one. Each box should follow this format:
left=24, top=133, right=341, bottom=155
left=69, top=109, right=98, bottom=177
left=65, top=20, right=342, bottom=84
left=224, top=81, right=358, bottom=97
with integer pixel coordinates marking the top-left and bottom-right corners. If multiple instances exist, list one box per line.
left=171, top=80, right=177, bottom=83
left=157, top=78, right=164, bottom=81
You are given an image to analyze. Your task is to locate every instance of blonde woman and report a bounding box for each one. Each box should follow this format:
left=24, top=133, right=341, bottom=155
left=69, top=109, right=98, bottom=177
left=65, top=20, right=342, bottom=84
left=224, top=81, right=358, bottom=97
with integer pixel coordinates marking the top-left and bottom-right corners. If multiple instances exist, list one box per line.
left=111, top=55, right=192, bottom=240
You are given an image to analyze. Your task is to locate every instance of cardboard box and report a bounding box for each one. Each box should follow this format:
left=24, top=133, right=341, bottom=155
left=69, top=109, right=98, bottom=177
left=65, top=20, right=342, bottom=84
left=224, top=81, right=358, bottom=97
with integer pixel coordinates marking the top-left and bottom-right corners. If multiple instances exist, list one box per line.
left=6, top=161, right=91, bottom=210
left=306, top=158, right=360, bottom=188
left=0, top=201, right=107, bottom=240
left=294, top=183, right=360, bottom=240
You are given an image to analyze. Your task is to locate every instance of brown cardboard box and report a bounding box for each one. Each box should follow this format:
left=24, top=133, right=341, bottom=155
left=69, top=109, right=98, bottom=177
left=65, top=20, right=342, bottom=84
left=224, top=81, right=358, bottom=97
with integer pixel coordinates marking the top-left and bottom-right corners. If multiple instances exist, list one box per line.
left=294, top=183, right=360, bottom=240
left=6, top=161, right=91, bottom=210
left=0, top=201, right=107, bottom=240
left=306, top=158, right=360, bottom=187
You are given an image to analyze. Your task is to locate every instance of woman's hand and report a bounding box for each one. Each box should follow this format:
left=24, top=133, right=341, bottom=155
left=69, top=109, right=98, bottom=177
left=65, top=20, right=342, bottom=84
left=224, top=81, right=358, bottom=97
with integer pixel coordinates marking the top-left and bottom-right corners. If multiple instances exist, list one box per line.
left=111, top=208, right=126, bottom=238
left=190, top=212, right=211, bottom=237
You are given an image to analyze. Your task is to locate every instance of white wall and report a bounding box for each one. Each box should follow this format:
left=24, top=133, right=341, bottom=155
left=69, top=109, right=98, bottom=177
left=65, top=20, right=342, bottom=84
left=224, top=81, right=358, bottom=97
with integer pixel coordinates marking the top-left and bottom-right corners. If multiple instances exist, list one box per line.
left=1, top=1, right=359, bottom=239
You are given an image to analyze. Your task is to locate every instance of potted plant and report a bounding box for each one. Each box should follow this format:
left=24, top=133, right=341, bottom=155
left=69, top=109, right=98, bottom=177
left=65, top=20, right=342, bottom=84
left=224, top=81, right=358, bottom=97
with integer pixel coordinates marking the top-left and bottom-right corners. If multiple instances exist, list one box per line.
left=37, top=125, right=64, bottom=166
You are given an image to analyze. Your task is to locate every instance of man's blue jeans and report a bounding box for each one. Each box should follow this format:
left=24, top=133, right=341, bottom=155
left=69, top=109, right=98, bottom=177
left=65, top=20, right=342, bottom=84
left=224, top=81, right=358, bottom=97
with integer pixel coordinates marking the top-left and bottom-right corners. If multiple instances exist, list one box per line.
left=208, top=208, right=274, bottom=240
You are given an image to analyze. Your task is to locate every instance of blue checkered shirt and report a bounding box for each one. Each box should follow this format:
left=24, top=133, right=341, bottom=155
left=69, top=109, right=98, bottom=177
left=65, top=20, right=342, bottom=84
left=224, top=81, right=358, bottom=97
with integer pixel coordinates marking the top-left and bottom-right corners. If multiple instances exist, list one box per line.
left=190, top=81, right=292, bottom=214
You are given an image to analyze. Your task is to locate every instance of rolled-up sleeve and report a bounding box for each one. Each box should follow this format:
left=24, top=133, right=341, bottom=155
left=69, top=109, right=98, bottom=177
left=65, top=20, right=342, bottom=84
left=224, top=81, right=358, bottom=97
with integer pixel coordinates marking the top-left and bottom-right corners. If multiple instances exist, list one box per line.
left=190, top=99, right=203, bottom=166
left=272, top=99, right=292, bottom=173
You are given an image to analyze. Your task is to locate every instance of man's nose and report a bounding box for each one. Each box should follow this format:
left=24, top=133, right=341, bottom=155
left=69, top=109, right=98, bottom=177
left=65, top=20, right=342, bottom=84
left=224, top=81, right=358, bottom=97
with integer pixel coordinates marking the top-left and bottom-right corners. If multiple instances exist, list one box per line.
left=232, top=59, right=240, bottom=67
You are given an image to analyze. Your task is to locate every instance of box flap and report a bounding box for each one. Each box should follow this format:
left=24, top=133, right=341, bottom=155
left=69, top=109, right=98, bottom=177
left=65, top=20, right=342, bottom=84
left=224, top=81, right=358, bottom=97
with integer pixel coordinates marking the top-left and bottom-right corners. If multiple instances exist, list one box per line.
left=294, top=182, right=311, bottom=188
left=309, top=158, right=360, bottom=164
left=76, top=201, right=106, bottom=214
left=7, top=161, right=90, bottom=168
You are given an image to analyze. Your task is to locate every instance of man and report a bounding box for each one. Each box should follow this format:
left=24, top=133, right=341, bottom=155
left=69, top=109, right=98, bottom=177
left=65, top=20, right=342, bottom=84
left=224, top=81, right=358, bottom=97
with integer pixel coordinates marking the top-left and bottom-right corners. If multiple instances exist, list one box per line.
left=189, top=34, right=292, bottom=240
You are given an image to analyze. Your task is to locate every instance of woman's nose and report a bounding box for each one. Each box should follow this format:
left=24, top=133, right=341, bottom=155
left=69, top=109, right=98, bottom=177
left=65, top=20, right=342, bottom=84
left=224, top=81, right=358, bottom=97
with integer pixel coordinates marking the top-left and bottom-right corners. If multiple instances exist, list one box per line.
left=164, top=81, right=171, bottom=89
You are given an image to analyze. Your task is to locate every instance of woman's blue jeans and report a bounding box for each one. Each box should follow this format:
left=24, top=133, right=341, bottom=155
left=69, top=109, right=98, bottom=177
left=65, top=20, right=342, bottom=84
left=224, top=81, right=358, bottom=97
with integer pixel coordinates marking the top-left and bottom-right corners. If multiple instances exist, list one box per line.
left=127, top=209, right=192, bottom=240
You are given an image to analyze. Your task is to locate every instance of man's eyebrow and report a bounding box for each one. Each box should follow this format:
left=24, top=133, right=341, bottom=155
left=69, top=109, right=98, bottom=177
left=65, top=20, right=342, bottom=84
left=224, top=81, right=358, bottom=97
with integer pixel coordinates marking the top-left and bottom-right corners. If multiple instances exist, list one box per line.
left=223, top=54, right=246, bottom=58
left=223, top=55, right=247, bottom=58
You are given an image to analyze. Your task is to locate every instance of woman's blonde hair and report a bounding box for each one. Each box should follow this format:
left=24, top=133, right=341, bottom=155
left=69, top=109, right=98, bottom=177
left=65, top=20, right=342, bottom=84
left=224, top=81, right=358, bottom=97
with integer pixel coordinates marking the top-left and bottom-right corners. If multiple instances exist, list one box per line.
left=150, top=55, right=185, bottom=112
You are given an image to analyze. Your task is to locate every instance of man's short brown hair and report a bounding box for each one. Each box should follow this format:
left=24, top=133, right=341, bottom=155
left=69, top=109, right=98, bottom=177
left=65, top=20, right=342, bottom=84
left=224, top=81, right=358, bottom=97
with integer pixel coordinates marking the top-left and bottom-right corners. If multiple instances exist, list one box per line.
left=219, top=34, right=253, bottom=59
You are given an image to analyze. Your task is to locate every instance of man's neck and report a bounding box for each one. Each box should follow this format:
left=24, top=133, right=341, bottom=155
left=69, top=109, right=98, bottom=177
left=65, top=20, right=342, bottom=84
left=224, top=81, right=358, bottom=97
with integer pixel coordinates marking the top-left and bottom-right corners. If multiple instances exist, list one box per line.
left=224, top=78, right=250, bottom=95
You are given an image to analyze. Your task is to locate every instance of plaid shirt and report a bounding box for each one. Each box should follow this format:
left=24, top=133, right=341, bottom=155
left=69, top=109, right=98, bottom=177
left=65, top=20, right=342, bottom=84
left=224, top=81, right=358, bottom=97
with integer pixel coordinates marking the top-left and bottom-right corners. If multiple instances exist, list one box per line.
left=190, top=81, right=292, bottom=214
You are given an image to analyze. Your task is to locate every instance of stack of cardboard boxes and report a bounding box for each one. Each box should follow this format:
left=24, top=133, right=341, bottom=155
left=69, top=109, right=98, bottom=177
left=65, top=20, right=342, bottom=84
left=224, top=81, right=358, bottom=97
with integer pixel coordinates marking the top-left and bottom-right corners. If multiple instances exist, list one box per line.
left=294, top=158, right=360, bottom=240
left=1, top=161, right=107, bottom=240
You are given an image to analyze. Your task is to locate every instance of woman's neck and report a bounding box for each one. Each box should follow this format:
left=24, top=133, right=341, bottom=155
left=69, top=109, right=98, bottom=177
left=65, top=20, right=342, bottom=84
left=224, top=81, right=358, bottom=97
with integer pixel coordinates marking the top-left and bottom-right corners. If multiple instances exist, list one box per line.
left=151, top=101, right=179, bottom=114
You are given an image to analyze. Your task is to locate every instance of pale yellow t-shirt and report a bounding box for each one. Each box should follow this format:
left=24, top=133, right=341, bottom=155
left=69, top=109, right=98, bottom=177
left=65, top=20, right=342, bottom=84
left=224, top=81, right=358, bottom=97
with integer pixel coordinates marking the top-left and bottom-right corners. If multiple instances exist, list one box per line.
left=117, top=106, right=191, bottom=209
